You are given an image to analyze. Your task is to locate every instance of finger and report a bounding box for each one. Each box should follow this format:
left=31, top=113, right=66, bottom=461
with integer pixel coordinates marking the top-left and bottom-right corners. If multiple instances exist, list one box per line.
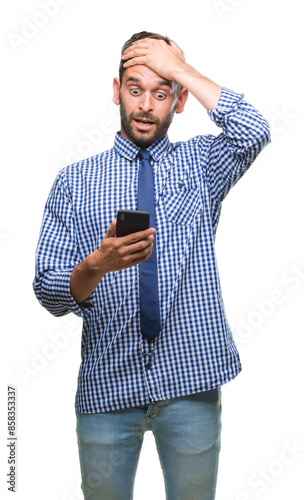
left=104, top=219, right=117, bottom=239
left=122, top=47, right=148, bottom=60
left=130, top=250, right=153, bottom=266
left=118, top=239, right=154, bottom=261
left=116, top=232, right=154, bottom=257
left=169, top=40, right=183, bottom=58
left=123, top=39, right=157, bottom=58
left=115, top=240, right=153, bottom=270
left=128, top=238, right=154, bottom=256
left=122, top=228, right=156, bottom=245
left=169, top=40, right=179, bottom=50
left=124, top=41, right=148, bottom=51
left=128, top=243, right=154, bottom=263
left=116, top=227, right=155, bottom=243
left=124, top=40, right=150, bottom=52
left=122, top=56, right=148, bottom=68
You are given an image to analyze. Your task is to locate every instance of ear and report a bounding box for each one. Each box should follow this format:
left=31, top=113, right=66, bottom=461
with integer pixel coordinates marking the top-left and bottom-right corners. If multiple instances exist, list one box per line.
left=175, top=88, right=188, bottom=114
left=113, top=77, right=121, bottom=105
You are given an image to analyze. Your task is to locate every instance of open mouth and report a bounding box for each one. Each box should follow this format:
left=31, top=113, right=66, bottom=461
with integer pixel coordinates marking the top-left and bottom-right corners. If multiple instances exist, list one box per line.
left=133, top=118, right=155, bottom=131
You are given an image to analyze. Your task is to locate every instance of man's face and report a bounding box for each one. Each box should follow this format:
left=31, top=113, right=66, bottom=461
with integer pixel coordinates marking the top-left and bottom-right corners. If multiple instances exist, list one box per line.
left=113, top=65, right=187, bottom=148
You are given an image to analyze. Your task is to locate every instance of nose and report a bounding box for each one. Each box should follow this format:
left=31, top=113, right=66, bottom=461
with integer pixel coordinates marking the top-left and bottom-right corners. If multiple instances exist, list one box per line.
left=139, top=92, right=153, bottom=113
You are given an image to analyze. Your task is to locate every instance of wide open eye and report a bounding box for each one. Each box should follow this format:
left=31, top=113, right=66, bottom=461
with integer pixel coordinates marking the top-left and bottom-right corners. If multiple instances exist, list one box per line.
left=155, top=92, right=166, bottom=100
left=130, top=88, right=141, bottom=96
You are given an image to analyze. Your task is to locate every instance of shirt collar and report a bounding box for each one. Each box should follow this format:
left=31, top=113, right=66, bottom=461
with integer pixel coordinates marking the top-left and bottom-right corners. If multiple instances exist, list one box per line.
left=113, top=131, right=177, bottom=162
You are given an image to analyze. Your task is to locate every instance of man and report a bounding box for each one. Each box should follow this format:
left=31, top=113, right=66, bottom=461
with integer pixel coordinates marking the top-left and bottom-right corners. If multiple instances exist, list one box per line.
left=33, top=31, right=270, bottom=499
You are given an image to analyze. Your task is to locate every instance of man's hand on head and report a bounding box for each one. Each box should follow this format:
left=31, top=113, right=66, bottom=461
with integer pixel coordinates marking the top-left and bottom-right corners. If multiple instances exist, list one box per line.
left=122, top=38, right=186, bottom=83
left=121, top=35, right=221, bottom=121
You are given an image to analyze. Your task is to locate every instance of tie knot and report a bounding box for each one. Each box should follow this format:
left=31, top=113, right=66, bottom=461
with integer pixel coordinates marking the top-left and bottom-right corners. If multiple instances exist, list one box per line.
left=137, top=149, right=151, bottom=161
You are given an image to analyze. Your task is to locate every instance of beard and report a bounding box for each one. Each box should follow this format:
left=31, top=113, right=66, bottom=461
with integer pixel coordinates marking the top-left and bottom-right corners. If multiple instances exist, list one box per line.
left=119, top=94, right=176, bottom=148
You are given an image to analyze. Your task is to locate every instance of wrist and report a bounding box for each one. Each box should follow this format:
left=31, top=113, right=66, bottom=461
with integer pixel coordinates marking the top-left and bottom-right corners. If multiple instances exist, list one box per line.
left=174, top=65, right=222, bottom=110
left=170, top=60, right=194, bottom=85
left=77, top=251, right=107, bottom=277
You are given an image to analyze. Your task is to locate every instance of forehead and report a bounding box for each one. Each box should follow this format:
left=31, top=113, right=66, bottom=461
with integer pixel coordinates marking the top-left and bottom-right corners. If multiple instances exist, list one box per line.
left=122, top=65, right=173, bottom=90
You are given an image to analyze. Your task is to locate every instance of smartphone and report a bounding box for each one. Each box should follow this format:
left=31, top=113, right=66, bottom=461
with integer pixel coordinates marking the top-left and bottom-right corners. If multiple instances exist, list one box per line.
left=116, top=209, right=150, bottom=237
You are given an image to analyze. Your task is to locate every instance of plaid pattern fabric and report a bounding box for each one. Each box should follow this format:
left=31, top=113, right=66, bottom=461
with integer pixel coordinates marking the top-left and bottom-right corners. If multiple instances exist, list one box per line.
left=33, top=88, right=271, bottom=413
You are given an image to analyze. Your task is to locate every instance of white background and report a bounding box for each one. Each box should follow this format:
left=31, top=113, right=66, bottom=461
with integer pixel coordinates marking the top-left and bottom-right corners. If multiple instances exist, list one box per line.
left=1, top=0, right=304, bottom=499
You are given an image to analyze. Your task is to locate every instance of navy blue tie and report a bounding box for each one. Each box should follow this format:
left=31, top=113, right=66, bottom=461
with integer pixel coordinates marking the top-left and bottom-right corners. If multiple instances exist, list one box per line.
left=137, top=149, right=161, bottom=341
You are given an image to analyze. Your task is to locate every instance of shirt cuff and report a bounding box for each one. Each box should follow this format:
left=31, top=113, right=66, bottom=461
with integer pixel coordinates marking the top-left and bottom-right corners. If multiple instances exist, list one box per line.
left=40, top=268, right=95, bottom=318
left=207, top=87, right=244, bottom=126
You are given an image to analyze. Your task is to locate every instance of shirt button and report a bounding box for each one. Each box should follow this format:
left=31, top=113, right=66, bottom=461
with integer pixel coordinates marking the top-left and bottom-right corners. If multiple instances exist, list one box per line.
left=146, top=362, right=151, bottom=370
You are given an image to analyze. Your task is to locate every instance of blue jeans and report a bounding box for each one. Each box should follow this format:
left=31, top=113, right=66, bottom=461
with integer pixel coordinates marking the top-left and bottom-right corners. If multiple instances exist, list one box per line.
left=76, top=388, right=222, bottom=500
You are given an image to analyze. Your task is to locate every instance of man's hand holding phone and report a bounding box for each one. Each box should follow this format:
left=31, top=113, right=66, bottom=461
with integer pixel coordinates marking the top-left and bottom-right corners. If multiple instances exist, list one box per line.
left=97, top=216, right=155, bottom=273
left=70, top=210, right=154, bottom=304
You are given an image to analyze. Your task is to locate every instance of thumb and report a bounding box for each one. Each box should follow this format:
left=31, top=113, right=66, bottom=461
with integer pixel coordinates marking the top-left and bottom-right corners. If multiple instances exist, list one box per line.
left=104, top=219, right=117, bottom=239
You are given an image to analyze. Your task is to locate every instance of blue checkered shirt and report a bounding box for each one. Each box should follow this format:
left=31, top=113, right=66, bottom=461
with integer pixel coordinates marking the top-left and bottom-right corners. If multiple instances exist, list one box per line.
left=33, top=88, right=270, bottom=413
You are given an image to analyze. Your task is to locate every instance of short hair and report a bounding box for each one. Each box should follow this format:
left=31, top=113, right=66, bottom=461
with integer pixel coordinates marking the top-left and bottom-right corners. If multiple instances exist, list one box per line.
left=119, top=31, right=184, bottom=94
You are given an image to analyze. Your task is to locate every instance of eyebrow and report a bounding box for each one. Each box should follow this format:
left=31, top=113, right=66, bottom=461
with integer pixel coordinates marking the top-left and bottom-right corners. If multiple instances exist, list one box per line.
left=125, top=77, right=172, bottom=88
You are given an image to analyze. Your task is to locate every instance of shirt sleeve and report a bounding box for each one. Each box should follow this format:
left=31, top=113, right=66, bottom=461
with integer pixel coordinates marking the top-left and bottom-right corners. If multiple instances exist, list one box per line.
left=33, top=169, right=95, bottom=318
left=206, top=87, right=271, bottom=206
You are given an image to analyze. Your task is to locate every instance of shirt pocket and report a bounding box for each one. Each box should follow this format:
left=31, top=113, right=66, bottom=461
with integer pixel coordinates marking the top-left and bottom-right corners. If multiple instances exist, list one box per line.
left=163, top=184, right=202, bottom=226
